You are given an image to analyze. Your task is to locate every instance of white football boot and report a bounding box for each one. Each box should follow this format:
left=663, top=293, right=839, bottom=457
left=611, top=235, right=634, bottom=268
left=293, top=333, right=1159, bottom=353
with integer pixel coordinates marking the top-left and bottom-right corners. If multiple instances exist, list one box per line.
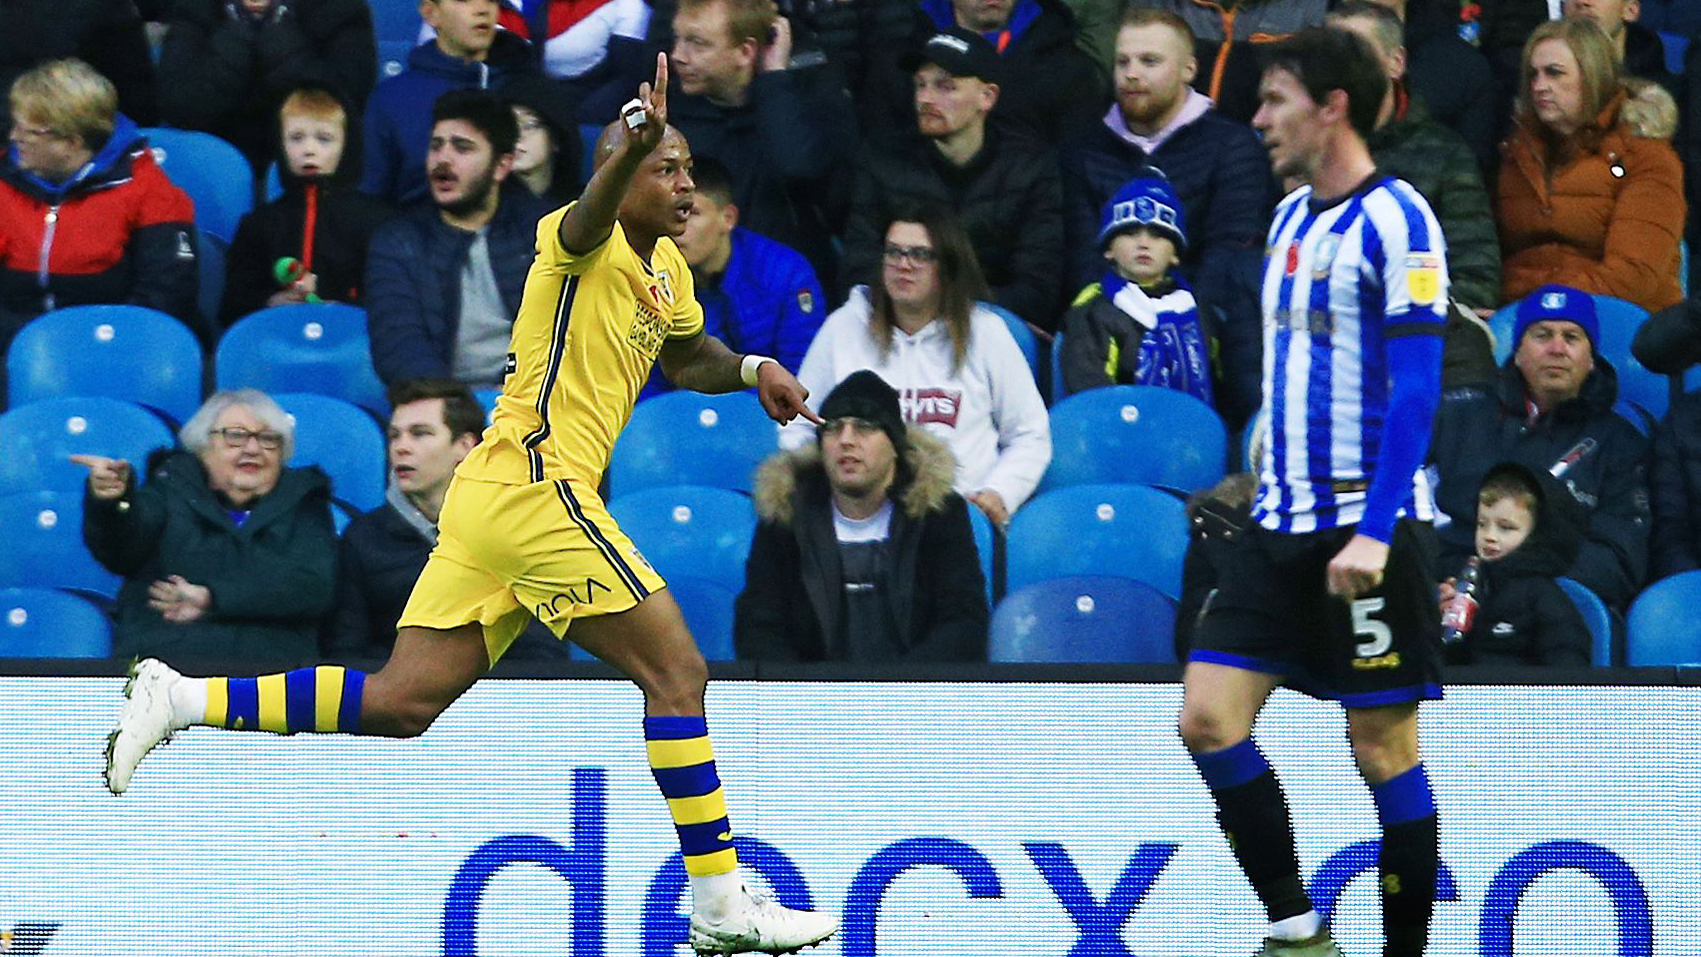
left=104, top=658, right=189, bottom=794
left=689, top=886, right=838, bottom=955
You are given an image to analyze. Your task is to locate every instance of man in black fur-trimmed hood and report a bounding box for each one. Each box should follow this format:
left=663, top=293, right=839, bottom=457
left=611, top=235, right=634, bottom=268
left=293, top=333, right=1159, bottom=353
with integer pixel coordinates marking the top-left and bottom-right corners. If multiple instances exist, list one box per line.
left=734, top=369, right=989, bottom=661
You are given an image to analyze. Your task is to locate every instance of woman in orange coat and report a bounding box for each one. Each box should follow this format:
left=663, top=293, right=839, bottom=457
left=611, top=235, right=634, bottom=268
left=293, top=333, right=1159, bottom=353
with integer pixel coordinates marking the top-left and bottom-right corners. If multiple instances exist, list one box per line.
left=1496, top=18, right=1685, bottom=314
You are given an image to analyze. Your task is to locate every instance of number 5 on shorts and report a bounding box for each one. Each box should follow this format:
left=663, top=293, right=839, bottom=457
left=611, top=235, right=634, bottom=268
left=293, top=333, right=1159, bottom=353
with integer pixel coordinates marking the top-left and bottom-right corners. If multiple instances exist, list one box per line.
left=1352, top=597, right=1393, bottom=658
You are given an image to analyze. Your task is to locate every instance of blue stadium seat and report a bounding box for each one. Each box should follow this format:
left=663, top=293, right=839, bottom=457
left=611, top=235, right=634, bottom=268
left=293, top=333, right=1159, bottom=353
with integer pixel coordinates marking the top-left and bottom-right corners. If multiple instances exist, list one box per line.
left=217, top=303, right=389, bottom=416
left=966, top=499, right=995, bottom=602
left=981, top=302, right=1039, bottom=382
left=272, top=392, right=386, bottom=511
left=140, top=128, right=253, bottom=243
left=1626, top=571, right=1701, bottom=666
left=1049, top=329, right=1068, bottom=404
left=1556, top=577, right=1614, bottom=667
left=667, top=576, right=738, bottom=661
left=473, top=387, right=500, bottom=424
left=0, top=588, right=112, bottom=658
left=263, top=162, right=284, bottom=202
left=609, top=391, right=777, bottom=496
left=988, top=575, right=1176, bottom=663
left=377, top=39, right=413, bottom=79
left=1661, top=32, right=1690, bottom=76
left=1042, top=385, right=1227, bottom=494
left=197, top=230, right=226, bottom=328
left=369, top=0, right=423, bottom=45
left=1006, top=483, right=1189, bottom=599
left=7, top=305, right=203, bottom=424
left=607, top=485, right=757, bottom=593
left=0, top=397, right=175, bottom=497
left=0, top=491, right=120, bottom=598
left=1488, top=295, right=1666, bottom=422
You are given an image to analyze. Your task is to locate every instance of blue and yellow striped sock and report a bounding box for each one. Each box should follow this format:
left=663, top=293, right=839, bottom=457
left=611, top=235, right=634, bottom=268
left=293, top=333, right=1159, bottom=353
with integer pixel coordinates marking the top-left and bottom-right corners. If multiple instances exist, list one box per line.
left=645, top=715, right=739, bottom=879
left=199, top=666, right=366, bottom=734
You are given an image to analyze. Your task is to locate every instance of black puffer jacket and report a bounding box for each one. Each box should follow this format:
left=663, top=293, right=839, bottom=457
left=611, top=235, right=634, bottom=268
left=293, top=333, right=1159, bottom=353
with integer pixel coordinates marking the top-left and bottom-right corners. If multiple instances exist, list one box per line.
left=0, top=0, right=158, bottom=129
left=840, top=128, right=1064, bottom=329
left=1650, top=389, right=1701, bottom=580
left=734, top=430, right=989, bottom=662
left=219, top=86, right=393, bottom=326
left=1445, top=462, right=1591, bottom=666
left=1368, top=92, right=1501, bottom=313
left=83, top=450, right=337, bottom=669
left=858, top=0, right=1105, bottom=146
left=157, top=0, right=377, bottom=167
left=1428, top=361, right=1651, bottom=611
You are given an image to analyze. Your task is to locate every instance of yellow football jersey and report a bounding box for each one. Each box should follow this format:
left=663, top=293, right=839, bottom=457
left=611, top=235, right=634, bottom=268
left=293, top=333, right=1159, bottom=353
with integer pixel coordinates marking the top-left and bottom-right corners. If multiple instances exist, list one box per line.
left=457, top=204, right=705, bottom=485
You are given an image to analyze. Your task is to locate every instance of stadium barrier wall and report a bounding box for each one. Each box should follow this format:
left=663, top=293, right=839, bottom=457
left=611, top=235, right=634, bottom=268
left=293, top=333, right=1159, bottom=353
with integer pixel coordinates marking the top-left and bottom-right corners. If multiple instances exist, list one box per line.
left=4, top=674, right=1697, bottom=956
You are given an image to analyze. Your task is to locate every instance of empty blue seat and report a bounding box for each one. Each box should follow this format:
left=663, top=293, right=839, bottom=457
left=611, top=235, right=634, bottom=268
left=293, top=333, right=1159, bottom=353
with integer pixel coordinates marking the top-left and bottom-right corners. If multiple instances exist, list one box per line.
left=218, top=303, right=389, bottom=416
left=0, top=491, right=120, bottom=597
left=981, top=302, right=1039, bottom=382
left=609, top=392, right=777, bottom=496
left=7, top=305, right=203, bottom=424
left=369, top=0, right=423, bottom=45
left=668, top=576, right=738, bottom=661
left=0, top=588, right=112, bottom=658
left=1049, top=329, right=1068, bottom=404
left=607, top=485, right=757, bottom=593
left=989, top=575, right=1176, bottom=663
left=473, top=387, right=500, bottom=424
left=1556, top=577, right=1614, bottom=667
left=273, top=393, right=386, bottom=511
left=1006, top=483, right=1189, bottom=599
left=0, top=397, right=175, bottom=497
left=1626, top=571, right=1701, bottom=666
left=140, top=128, right=254, bottom=243
left=1042, top=385, right=1227, bottom=494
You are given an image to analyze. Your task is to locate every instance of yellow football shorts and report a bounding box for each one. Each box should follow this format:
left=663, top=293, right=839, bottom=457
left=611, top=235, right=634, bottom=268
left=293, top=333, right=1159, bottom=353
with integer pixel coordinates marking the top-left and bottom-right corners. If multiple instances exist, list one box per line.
left=398, top=475, right=666, bottom=663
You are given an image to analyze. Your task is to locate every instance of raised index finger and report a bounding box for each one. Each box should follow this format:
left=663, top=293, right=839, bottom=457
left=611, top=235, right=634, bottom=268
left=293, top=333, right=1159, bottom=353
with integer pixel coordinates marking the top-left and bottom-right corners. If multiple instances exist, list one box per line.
left=68, top=453, right=112, bottom=470
left=653, top=52, right=668, bottom=109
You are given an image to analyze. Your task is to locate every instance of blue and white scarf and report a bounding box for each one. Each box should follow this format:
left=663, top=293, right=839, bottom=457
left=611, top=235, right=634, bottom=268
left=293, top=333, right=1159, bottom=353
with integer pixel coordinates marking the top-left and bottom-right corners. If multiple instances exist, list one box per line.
left=1101, top=270, right=1214, bottom=406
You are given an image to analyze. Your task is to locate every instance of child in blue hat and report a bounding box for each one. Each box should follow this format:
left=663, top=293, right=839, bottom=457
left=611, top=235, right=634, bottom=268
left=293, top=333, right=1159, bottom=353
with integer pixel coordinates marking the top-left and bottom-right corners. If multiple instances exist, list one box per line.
left=1058, top=170, right=1214, bottom=405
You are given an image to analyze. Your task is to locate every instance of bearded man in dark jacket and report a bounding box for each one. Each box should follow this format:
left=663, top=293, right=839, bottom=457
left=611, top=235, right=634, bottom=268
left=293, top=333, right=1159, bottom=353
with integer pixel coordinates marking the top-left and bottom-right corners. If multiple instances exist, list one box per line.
left=1428, top=285, right=1651, bottom=612
left=735, top=371, right=989, bottom=662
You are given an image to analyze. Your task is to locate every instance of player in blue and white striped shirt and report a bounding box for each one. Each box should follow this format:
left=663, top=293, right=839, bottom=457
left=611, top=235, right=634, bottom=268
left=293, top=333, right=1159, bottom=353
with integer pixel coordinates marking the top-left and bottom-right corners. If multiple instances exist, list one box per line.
left=1176, top=28, right=1446, bottom=957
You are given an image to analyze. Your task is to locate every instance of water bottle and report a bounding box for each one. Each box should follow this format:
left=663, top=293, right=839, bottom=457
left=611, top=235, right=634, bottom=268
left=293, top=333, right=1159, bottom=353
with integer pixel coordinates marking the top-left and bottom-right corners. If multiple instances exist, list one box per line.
left=1441, top=557, right=1482, bottom=644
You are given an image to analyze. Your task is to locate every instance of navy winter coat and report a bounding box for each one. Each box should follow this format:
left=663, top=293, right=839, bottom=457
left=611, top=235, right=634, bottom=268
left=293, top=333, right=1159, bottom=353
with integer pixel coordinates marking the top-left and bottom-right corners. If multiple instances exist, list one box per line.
left=363, top=183, right=549, bottom=385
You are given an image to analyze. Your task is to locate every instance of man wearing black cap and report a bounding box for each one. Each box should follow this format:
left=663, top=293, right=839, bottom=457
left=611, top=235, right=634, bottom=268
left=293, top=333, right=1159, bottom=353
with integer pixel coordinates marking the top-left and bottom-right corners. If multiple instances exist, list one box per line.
left=735, top=370, right=990, bottom=661
left=839, top=27, right=1064, bottom=330
left=858, top=0, right=1103, bottom=145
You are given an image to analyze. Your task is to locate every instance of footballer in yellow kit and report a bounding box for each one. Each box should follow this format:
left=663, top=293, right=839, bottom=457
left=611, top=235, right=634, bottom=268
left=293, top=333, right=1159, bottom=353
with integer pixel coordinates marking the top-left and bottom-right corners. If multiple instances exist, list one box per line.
left=396, top=202, right=704, bottom=663
left=107, top=57, right=839, bottom=955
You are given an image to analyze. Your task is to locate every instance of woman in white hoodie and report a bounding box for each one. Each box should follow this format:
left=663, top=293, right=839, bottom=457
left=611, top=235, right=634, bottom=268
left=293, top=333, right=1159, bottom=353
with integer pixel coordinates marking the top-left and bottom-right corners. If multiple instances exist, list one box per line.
left=782, top=204, right=1051, bottom=525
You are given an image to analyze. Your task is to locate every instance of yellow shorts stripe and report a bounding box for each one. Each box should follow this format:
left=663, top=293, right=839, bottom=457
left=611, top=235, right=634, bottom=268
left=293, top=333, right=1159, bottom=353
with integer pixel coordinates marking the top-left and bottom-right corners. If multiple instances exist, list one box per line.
left=647, top=736, right=715, bottom=769
left=666, top=791, right=729, bottom=826
left=314, top=666, right=344, bottom=732
left=683, top=848, right=740, bottom=877
left=205, top=678, right=227, bottom=728
left=256, top=673, right=289, bottom=733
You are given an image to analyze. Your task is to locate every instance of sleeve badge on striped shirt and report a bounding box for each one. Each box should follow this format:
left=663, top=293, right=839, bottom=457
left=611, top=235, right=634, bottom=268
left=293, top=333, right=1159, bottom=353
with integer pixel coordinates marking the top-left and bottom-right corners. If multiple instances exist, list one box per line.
left=1404, top=253, right=1442, bottom=305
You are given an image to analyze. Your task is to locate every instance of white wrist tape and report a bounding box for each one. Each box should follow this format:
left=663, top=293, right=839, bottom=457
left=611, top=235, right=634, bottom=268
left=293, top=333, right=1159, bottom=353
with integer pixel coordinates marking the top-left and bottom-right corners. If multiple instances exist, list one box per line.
left=740, top=354, right=776, bottom=387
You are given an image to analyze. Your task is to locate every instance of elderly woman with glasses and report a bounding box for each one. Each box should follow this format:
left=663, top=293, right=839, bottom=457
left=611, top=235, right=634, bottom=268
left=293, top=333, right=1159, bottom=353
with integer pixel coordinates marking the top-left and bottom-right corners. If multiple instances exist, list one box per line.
left=76, top=389, right=338, bottom=668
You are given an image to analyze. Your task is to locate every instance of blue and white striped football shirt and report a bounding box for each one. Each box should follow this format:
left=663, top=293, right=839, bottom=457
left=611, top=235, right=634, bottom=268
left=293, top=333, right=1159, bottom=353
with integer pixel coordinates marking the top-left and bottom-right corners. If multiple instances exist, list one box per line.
left=1254, top=176, right=1448, bottom=534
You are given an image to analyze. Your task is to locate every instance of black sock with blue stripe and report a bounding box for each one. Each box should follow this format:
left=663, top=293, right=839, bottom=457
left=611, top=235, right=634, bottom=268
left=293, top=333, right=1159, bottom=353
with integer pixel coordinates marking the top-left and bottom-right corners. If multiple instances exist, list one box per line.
left=1190, top=738, right=1316, bottom=928
left=1371, top=763, right=1438, bottom=957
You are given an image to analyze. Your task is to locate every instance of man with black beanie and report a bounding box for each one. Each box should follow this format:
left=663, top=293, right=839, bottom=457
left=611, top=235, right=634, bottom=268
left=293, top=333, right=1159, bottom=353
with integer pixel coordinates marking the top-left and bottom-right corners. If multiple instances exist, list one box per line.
left=734, top=370, right=990, bottom=661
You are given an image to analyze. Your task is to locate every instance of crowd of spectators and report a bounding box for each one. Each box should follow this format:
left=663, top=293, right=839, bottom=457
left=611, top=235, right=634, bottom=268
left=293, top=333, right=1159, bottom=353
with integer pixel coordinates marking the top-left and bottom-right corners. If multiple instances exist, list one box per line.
left=5, top=0, right=1701, bottom=669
